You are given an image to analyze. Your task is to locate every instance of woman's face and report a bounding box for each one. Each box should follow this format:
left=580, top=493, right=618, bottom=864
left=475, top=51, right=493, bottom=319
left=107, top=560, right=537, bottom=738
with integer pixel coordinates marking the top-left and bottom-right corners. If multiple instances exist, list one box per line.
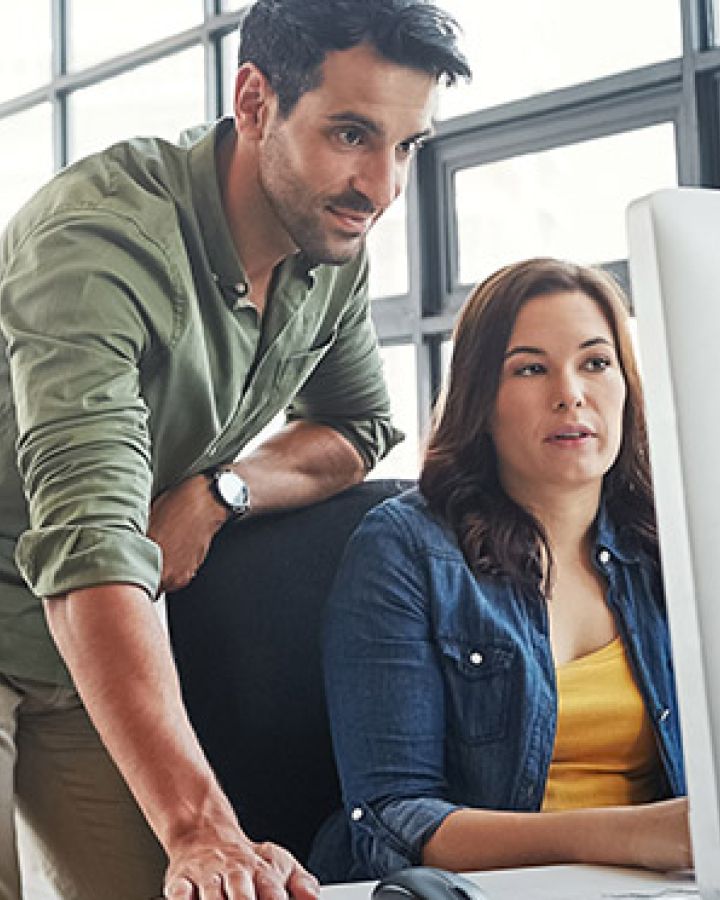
left=489, top=290, right=627, bottom=505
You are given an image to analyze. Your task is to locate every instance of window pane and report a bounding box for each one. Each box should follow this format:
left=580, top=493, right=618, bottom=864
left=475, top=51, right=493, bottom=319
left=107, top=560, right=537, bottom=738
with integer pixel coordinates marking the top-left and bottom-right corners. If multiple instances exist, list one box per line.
left=714, top=3, right=720, bottom=46
left=439, top=0, right=682, bottom=119
left=69, top=49, right=206, bottom=162
left=68, top=0, right=202, bottom=71
left=0, top=106, right=53, bottom=233
left=370, top=344, right=419, bottom=480
left=222, top=0, right=248, bottom=9
left=0, top=3, right=51, bottom=102
left=368, top=194, right=408, bottom=298
left=222, top=28, right=240, bottom=116
left=455, top=124, right=677, bottom=285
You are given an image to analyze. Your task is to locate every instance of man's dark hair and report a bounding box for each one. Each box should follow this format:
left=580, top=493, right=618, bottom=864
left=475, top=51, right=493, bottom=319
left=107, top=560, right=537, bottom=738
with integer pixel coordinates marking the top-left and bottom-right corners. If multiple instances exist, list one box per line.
left=238, top=0, right=471, bottom=117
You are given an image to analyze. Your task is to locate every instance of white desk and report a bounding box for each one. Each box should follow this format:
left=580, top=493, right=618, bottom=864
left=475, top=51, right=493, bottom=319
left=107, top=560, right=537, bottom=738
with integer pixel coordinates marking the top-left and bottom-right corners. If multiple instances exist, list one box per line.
left=321, top=865, right=698, bottom=900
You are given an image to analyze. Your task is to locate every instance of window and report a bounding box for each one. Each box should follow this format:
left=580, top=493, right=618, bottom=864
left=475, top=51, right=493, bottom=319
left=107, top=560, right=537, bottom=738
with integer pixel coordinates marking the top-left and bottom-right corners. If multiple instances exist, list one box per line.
left=371, top=344, right=420, bottom=479
left=0, top=105, right=53, bottom=232
left=455, top=124, right=677, bottom=286
left=69, top=48, right=206, bottom=161
left=67, top=0, right=202, bottom=71
left=0, top=2, right=51, bottom=103
left=0, top=1, right=716, bottom=481
left=438, top=0, right=682, bottom=119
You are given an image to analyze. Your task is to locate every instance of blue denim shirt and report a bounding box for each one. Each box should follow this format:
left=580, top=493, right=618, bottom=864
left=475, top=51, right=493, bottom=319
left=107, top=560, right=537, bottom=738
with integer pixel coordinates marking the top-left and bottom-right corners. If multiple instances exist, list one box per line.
left=309, top=488, right=685, bottom=882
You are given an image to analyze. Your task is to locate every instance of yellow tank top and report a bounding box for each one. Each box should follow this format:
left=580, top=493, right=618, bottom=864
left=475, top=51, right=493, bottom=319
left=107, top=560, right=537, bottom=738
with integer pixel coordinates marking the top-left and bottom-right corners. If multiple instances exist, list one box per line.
left=542, top=636, right=662, bottom=811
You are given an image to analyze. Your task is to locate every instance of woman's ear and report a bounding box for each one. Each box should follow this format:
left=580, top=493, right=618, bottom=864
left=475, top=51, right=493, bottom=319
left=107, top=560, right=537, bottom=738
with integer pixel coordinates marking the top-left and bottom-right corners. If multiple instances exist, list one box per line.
left=233, top=62, right=275, bottom=139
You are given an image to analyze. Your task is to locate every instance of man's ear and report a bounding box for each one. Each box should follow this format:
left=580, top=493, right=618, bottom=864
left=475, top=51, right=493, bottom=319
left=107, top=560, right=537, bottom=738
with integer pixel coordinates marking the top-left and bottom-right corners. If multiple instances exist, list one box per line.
left=233, top=62, right=276, bottom=138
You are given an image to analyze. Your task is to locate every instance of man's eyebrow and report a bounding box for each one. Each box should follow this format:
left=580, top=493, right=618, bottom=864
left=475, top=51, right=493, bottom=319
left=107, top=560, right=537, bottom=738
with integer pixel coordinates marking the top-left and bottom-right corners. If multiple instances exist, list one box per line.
left=504, top=336, right=613, bottom=360
left=326, top=111, right=434, bottom=144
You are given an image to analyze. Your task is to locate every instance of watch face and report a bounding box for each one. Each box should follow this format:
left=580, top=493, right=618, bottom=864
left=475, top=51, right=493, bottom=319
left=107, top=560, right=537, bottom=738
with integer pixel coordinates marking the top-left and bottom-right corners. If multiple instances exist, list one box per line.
left=216, top=470, right=250, bottom=513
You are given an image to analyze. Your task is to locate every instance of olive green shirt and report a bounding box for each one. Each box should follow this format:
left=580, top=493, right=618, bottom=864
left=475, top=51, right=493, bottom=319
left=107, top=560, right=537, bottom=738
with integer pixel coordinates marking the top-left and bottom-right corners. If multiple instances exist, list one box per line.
left=0, top=118, right=401, bottom=686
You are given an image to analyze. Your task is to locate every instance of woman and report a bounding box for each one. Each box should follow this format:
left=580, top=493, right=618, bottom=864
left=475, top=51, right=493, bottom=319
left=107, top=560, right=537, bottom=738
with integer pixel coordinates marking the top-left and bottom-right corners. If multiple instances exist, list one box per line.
left=310, top=258, right=690, bottom=881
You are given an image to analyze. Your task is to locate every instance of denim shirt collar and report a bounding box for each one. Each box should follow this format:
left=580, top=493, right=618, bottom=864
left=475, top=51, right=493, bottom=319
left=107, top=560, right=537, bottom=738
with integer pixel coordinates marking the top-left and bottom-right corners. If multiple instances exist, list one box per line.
left=593, top=501, right=643, bottom=565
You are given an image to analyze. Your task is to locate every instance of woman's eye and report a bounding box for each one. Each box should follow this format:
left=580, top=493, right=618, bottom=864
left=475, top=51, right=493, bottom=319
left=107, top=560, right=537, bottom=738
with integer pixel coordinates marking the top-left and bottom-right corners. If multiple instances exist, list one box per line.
left=583, top=356, right=612, bottom=372
left=515, top=362, right=545, bottom=377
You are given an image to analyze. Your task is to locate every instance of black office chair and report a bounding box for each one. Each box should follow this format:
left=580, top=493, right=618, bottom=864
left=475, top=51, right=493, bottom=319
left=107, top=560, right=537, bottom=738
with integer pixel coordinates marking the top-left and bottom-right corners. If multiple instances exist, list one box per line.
left=167, top=479, right=412, bottom=866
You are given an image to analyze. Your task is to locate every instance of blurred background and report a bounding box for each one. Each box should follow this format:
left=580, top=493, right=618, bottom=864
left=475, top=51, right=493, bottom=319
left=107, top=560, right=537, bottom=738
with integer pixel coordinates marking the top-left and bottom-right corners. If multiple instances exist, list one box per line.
left=1, top=0, right=716, bottom=481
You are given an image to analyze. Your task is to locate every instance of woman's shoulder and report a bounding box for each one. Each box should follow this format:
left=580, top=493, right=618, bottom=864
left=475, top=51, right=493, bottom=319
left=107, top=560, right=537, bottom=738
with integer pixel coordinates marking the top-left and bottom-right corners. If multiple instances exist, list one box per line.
left=362, top=486, right=459, bottom=550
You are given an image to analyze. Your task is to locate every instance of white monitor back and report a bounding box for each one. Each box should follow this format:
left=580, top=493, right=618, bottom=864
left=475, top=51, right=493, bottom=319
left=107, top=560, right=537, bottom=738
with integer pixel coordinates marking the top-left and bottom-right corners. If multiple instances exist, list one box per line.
left=627, top=187, right=720, bottom=899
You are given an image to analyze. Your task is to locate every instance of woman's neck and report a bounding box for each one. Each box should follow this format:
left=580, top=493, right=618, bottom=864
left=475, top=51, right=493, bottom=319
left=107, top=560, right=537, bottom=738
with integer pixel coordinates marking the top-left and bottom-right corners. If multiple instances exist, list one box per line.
left=512, top=482, right=602, bottom=563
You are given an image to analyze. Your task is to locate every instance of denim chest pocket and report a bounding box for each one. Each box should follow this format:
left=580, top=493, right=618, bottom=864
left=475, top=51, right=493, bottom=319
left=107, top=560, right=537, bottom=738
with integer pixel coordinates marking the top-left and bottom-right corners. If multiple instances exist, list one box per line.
left=438, top=637, right=516, bottom=744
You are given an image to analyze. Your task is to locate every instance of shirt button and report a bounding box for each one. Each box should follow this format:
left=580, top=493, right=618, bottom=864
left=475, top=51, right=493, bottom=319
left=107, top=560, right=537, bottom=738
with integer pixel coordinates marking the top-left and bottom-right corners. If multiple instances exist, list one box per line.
left=658, top=707, right=671, bottom=723
left=598, top=549, right=611, bottom=565
left=350, top=807, right=363, bottom=822
left=235, top=281, right=249, bottom=297
left=469, top=651, right=484, bottom=666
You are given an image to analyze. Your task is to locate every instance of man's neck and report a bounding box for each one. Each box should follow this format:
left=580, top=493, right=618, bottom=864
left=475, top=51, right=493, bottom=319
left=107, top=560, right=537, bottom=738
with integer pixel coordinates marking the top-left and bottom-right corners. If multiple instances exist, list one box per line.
left=215, top=128, right=296, bottom=311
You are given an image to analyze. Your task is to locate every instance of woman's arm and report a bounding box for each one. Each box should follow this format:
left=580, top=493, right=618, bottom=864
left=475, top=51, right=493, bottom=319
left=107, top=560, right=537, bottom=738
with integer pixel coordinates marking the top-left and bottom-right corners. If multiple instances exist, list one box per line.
left=423, top=798, right=691, bottom=872
left=324, top=498, right=692, bottom=876
left=324, top=501, right=458, bottom=874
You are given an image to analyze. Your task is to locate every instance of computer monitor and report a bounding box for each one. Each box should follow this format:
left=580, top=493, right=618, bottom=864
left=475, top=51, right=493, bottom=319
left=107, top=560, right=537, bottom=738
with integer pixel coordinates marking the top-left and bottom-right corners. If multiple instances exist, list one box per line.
left=627, top=187, right=720, bottom=900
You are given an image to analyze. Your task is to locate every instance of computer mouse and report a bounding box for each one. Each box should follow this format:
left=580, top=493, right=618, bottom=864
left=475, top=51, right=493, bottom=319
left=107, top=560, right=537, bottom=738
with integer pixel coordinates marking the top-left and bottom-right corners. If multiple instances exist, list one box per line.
left=372, top=866, right=488, bottom=900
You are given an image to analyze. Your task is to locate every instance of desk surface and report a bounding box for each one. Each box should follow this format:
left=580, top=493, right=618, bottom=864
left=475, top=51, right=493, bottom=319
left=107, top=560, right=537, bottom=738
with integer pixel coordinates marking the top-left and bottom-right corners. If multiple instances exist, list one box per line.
left=321, top=864, right=698, bottom=900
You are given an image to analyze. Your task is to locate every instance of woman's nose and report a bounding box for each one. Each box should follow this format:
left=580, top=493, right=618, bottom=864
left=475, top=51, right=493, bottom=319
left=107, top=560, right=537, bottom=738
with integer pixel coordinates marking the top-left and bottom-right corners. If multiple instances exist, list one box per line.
left=552, top=396, right=583, bottom=412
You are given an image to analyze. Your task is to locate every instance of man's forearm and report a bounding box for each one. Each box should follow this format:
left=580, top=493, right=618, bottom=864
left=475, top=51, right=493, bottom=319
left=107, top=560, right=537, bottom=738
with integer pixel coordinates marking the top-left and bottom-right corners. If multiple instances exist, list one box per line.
left=44, top=584, right=240, bottom=853
left=230, top=419, right=366, bottom=515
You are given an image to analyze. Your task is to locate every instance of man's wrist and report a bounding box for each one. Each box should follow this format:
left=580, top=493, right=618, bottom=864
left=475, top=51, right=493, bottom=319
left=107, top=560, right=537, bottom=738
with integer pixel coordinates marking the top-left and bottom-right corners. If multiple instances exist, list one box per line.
left=207, top=466, right=251, bottom=518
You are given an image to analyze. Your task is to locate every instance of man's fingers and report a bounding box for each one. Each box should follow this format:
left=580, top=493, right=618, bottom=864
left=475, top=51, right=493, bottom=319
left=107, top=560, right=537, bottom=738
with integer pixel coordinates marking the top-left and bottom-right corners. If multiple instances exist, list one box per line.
left=287, top=867, right=320, bottom=900
left=254, top=864, right=290, bottom=900
left=164, top=874, right=195, bottom=899
left=253, top=843, right=319, bottom=900
left=222, top=865, right=256, bottom=900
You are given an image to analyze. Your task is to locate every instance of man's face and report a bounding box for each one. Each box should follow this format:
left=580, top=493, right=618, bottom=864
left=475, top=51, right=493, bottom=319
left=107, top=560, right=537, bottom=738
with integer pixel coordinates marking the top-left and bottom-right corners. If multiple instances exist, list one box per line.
left=257, top=43, right=437, bottom=266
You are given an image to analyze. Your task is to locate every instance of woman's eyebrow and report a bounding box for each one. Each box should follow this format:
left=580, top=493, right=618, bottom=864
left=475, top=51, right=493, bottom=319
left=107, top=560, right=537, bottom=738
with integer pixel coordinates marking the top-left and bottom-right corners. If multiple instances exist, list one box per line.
left=504, top=336, right=613, bottom=360
left=504, top=345, right=545, bottom=360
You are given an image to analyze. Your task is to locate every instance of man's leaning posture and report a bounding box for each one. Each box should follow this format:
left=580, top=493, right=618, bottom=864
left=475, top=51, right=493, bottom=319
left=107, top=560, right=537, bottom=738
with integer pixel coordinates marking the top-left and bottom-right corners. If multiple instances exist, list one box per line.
left=0, top=2, right=469, bottom=898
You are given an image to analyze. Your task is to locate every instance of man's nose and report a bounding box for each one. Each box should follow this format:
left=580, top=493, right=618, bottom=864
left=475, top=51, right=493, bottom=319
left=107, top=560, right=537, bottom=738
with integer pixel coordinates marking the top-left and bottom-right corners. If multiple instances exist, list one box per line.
left=351, top=150, right=403, bottom=212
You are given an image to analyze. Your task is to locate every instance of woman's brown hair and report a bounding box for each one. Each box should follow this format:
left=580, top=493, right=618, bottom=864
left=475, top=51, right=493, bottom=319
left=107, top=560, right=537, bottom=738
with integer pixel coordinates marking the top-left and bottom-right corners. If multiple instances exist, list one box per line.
left=419, top=257, right=657, bottom=592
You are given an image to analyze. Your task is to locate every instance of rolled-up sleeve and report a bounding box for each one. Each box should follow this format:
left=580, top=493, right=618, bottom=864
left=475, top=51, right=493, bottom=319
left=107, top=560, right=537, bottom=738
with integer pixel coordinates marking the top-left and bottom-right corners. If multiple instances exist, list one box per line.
left=286, top=257, right=403, bottom=471
left=1, top=214, right=167, bottom=599
left=323, top=503, right=461, bottom=877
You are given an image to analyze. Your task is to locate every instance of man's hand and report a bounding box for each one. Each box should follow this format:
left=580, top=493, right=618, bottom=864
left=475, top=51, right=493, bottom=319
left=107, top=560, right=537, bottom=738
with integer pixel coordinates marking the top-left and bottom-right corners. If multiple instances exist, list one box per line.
left=149, top=474, right=227, bottom=593
left=164, top=836, right=319, bottom=900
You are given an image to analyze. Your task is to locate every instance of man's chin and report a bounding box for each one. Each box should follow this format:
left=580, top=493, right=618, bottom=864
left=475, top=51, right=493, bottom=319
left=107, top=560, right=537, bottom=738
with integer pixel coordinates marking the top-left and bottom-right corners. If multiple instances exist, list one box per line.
left=302, top=236, right=365, bottom=268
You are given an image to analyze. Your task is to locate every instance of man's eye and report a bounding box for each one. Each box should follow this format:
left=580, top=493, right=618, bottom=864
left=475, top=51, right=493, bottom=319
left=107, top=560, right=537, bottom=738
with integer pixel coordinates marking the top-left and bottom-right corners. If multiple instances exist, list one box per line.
left=338, top=128, right=365, bottom=147
left=398, top=138, right=425, bottom=157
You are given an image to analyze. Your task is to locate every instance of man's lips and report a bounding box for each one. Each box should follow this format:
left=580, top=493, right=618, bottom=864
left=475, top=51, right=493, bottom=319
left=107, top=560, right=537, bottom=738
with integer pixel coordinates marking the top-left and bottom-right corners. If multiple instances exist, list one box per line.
left=326, top=204, right=375, bottom=234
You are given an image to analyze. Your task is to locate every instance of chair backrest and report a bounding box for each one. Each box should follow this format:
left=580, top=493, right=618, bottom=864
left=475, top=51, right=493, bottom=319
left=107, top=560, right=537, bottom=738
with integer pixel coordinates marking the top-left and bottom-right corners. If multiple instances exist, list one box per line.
left=167, top=479, right=412, bottom=865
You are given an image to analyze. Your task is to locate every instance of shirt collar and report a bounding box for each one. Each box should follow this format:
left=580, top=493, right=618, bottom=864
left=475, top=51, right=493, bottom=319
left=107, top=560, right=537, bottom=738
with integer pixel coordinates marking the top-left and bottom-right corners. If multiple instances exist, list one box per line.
left=593, top=501, right=643, bottom=564
left=187, top=117, right=248, bottom=298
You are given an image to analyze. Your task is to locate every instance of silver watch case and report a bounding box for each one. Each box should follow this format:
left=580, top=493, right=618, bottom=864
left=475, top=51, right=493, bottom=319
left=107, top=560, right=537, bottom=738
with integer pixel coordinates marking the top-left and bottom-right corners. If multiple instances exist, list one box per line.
left=211, top=469, right=251, bottom=516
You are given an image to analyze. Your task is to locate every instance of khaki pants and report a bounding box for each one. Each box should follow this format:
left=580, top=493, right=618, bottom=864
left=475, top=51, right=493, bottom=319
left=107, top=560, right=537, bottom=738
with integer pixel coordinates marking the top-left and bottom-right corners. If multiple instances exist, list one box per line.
left=0, top=674, right=166, bottom=900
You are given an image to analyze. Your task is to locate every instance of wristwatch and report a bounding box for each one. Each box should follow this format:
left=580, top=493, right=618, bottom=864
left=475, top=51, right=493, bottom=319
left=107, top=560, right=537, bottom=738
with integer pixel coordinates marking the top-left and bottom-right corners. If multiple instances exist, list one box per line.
left=209, top=467, right=251, bottom=517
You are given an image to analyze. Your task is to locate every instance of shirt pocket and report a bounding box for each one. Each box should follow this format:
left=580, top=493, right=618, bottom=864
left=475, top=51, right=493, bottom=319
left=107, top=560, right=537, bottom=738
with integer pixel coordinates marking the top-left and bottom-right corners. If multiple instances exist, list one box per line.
left=272, top=328, right=338, bottom=399
left=437, top=637, right=516, bottom=745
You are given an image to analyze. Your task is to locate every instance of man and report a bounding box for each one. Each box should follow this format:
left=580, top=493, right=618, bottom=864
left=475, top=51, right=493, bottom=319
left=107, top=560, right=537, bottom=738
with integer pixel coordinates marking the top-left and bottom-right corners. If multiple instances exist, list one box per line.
left=0, top=1, right=470, bottom=897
